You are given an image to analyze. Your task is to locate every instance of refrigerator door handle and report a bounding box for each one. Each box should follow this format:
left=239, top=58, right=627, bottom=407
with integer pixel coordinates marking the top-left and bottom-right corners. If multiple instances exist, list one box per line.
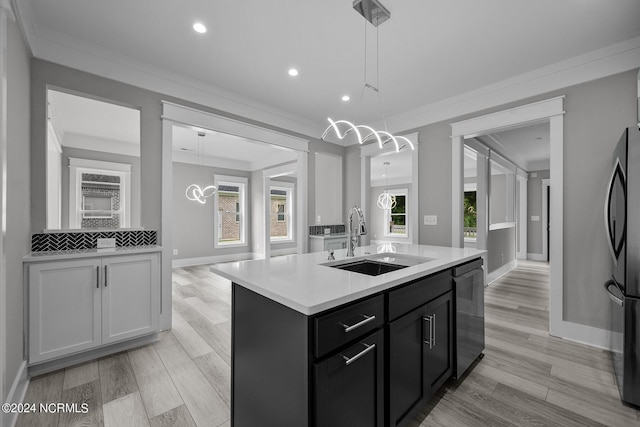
left=604, top=158, right=626, bottom=264
left=604, top=279, right=624, bottom=307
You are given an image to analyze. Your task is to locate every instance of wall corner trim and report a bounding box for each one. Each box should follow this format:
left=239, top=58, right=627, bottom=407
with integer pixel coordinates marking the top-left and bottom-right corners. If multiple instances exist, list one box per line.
left=2, top=360, right=29, bottom=427
left=561, top=321, right=622, bottom=352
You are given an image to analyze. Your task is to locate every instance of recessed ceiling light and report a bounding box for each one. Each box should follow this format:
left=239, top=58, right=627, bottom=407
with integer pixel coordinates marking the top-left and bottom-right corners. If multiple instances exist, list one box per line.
left=193, top=22, right=207, bottom=34
left=341, top=95, right=350, bottom=102
left=288, top=68, right=299, bottom=77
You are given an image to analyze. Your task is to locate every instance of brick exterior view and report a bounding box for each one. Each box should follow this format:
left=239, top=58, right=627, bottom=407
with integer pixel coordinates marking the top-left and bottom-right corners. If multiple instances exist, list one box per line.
left=218, top=192, right=240, bottom=242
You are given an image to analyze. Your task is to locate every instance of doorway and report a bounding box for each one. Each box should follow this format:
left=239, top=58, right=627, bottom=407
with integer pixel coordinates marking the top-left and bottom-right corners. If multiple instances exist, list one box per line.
left=159, top=102, right=309, bottom=330
left=451, top=96, right=565, bottom=337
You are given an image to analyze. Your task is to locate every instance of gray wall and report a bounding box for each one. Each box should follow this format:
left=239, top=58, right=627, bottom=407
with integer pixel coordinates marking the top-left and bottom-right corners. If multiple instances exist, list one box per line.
left=60, top=147, right=141, bottom=229
left=172, top=162, right=251, bottom=260
left=412, top=69, right=639, bottom=330
left=31, top=59, right=163, bottom=234
left=5, top=17, right=31, bottom=399
left=527, top=169, right=550, bottom=255
left=417, top=122, right=454, bottom=246
left=487, top=227, right=516, bottom=272
left=307, top=139, right=345, bottom=226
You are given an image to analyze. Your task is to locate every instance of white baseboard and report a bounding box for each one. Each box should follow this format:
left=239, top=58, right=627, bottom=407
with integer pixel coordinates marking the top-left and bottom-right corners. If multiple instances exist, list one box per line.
left=527, top=253, right=547, bottom=261
left=172, top=252, right=256, bottom=268
left=487, top=259, right=517, bottom=284
left=561, top=321, right=622, bottom=352
left=3, top=360, right=29, bottom=427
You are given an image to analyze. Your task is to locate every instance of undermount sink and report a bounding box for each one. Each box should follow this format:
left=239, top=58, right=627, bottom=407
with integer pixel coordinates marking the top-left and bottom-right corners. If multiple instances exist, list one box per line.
left=331, top=260, right=408, bottom=276
left=324, top=253, right=435, bottom=276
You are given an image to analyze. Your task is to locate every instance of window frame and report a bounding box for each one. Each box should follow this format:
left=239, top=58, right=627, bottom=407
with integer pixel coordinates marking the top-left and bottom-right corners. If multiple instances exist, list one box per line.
left=270, top=183, right=294, bottom=243
left=383, top=188, right=409, bottom=238
left=214, top=174, right=248, bottom=248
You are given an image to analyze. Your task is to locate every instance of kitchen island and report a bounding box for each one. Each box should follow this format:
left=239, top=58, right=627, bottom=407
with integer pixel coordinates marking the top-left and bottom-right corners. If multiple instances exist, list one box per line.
left=211, top=243, right=485, bottom=427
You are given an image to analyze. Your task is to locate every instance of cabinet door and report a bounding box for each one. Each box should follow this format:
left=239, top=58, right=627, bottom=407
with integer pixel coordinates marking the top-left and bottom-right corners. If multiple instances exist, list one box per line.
left=101, top=253, right=159, bottom=344
left=29, top=259, right=102, bottom=364
left=325, top=237, right=347, bottom=251
left=315, top=329, right=384, bottom=427
left=388, top=304, right=427, bottom=427
left=424, top=291, right=453, bottom=397
left=389, top=291, right=453, bottom=427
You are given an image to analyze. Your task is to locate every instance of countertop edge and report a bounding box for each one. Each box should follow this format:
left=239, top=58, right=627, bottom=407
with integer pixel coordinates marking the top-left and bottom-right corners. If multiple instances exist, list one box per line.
left=210, top=246, right=485, bottom=315
left=23, top=246, right=163, bottom=262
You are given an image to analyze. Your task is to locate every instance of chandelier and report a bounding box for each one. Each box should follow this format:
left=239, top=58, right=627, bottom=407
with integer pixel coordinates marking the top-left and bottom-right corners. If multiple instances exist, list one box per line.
left=321, top=0, right=414, bottom=154
left=377, top=161, right=396, bottom=210
left=185, top=131, right=217, bottom=204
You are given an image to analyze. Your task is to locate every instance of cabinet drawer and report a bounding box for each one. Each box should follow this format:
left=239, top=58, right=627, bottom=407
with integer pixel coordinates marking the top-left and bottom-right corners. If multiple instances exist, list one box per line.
left=314, top=295, right=384, bottom=358
left=388, top=270, right=452, bottom=321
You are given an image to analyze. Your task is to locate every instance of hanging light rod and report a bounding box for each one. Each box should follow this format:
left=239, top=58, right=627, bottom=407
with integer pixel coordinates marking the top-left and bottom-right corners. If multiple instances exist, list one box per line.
left=322, top=0, right=413, bottom=153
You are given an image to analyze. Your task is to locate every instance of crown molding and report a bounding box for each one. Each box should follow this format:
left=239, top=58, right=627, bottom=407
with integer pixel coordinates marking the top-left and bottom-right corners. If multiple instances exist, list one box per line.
left=13, top=0, right=640, bottom=141
left=383, top=36, right=640, bottom=133
left=14, top=13, right=326, bottom=139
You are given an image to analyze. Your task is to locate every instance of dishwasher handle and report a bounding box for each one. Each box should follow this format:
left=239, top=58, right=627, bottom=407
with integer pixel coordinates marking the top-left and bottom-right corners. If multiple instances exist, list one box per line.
left=604, top=279, right=624, bottom=307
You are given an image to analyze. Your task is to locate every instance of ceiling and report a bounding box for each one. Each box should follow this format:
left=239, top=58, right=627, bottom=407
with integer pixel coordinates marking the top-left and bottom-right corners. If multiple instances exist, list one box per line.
left=172, top=125, right=298, bottom=171
left=370, top=148, right=413, bottom=186
left=48, top=89, right=140, bottom=156
left=20, top=0, right=640, bottom=141
left=464, top=121, right=550, bottom=177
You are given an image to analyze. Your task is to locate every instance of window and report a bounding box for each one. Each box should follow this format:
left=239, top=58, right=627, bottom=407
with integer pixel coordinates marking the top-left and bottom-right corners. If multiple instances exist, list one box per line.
left=270, top=184, right=294, bottom=241
left=384, top=189, right=408, bottom=238
left=214, top=175, right=248, bottom=247
left=464, top=191, right=477, bottom=239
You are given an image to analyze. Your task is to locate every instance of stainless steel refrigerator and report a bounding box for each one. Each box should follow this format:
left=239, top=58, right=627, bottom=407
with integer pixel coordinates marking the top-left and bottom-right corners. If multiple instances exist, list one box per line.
left=604, top=126, right=640, bottom=407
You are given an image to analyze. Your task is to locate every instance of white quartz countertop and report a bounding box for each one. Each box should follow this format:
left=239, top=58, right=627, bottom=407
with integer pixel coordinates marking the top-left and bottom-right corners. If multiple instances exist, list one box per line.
left=23, top=245, right=162, bottom=262
left=210, top=243, right=485, bottom=315
left=308, top=233, right=347, bottom=239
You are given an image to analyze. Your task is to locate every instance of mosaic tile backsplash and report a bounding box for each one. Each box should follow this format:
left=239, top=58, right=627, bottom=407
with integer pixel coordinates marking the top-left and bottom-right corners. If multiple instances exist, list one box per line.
left=309, top=224, right=346, bottom=235
left=31, top=230, right=157, bottom=252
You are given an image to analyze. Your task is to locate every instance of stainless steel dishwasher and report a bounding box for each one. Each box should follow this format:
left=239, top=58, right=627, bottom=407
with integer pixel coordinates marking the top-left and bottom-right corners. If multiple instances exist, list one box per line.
left=453, top=258, right=485, bottom=379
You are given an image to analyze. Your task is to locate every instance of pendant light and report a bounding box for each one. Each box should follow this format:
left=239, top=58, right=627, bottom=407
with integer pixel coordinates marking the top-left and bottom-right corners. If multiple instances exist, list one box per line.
left=185, top=131, right=217, bottom=204
left=377, top=161, right=396, bottom=210
left=321, top=0, right=414, bottom=154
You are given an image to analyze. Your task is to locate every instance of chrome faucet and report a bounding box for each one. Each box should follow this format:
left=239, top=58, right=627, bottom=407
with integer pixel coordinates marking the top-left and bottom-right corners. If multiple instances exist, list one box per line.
left=346, top=206, right=367, bottom=257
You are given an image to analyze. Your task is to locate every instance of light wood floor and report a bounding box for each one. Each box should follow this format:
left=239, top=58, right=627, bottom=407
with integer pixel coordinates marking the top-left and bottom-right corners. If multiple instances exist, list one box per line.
left=17, top=260, right=639, bottom=426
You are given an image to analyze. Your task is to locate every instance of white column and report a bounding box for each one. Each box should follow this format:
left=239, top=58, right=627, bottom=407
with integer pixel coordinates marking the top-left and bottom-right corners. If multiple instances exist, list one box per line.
left=1, top=0, right=16, bottom=422
left=548, top=114, right=564, bottom=337
left=451, top=136, right=464, bottom=247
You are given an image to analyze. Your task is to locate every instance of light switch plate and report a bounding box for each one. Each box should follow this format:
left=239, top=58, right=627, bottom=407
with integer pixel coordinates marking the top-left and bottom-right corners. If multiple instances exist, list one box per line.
left=97, top=238, right=116, bottom=249
left=424, top=215, right=437, bottom=226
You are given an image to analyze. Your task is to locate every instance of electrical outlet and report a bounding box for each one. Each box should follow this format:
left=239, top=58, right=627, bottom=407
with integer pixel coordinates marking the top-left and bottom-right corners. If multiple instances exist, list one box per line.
left=531, top=215, right=540, bottom=222
left=97, top=238, right=116, bottom=249
left=173, top=249, right=179, bottom=256
left=424, top=215, right=437, bottom=226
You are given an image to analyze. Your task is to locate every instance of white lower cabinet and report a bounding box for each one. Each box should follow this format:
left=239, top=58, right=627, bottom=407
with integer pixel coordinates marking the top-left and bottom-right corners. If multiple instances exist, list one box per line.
left=28, top=253, right=160, bottom=364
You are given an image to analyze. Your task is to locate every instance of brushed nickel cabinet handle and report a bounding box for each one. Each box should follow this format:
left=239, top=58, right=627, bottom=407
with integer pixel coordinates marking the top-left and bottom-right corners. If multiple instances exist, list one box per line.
left=341, top=314, right=376, bottom=333
left=96, top=266, right=100, bottom=289
left=423, top=316, right=433, bottom=349
left=342, top=342, right=376, bottom=366
left=104, top=265, right=108, bottom=287
left=431, top=313, right=436, bottom=347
